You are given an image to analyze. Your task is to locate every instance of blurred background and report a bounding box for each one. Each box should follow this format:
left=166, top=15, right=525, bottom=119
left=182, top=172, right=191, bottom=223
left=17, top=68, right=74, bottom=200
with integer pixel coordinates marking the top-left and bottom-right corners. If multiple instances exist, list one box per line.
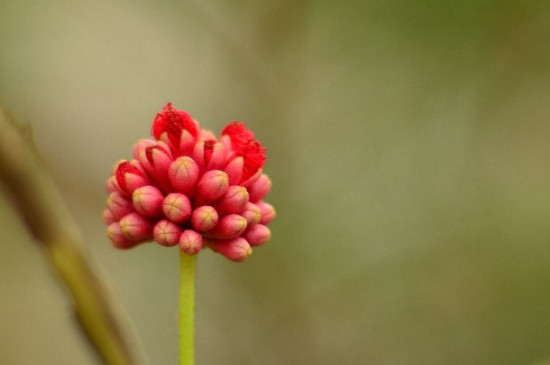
left=1, top=0, right=550, bottom=364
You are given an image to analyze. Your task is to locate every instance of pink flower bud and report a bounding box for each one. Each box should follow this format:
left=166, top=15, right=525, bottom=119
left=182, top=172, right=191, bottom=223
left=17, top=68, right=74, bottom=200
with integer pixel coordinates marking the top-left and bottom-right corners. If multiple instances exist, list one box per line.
left=201, top=130, right=217, bottom=140
left=193, top=140, right=226, bottom=171
left=153, top=219, right=182, bottom=247
left=106, top=176, right=121, bottom=193
left=132, top=186, right=164, bottom=217
left=132, top=139, right=156, bottom=161
left=224, top=156, right=243, bottom=185
left=115, top=160, right=150, bottom=195
left=243, top=224, right=271, bottom=246
left=107, top=192, right=134, bottom=220
left=240, top=202, right=261, bottom=226
left=208, top=214, right=247, bottom=239
left=211, top=237, right=252, bottom=262
left=168, top=156, right=199, bottom=196
left=139, top=143, right=173, bottom=190
left=179, top=229, right=203, bottom=255
left=119, top=213, right=153, bottom=241
left=107, top=222, right=142, bottom=249
left=214, top=185, right=249, bottom=214
left=257, top=201, right=276, bottom=224
left=102, top=209, right=116, bottom=225
left=196, top=170, right=229, bottom=204
left=162, top=193, right=192, bottom=223
left=191, top=206, right=219, bottom=232
left=248, top=174, right=271, bottom=202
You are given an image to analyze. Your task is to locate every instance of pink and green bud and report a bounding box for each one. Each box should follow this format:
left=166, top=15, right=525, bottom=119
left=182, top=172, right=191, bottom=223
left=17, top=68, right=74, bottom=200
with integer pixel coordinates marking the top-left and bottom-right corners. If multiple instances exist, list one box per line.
left=132, top=186, right=164, bottom=217
left=168, top=156, right=199, bottom=196
left=224, top=156, right=243, bottom=185
left=119, top=212, right=153, bottom=241
left=211, top=237, right=252, bottom=262
left=191, top=206, right=219, bottom=232
left=153, top=219, right=182, bottom=247
left=115, top=160, right=150, bottom=196
left=162, top=193, right=192, bottom=223
left=196, top=170, right=229, bottom=204
left=107, top=222, right=142, bottom=249
left=240, top=202, right=261, bottom=226
left=102, top=209, right=116, bottom=225
left=243, top=224, right=271, bottom=246
left=214, top=185, right=249, bottom=214
left=208, top=214, right=247, bottom=239
left=107, top=192, right=134, bottom=220
left=106, top=175, right=121, bottom=193
left=248, top=174, right=271, bottom=202
left=179, top=229, right=203, bottom=255
left=132, top=139, right=156, bottom=161
left=257, top=201, right=276, bottom=225
left=139, top=143, right=173, bottom=190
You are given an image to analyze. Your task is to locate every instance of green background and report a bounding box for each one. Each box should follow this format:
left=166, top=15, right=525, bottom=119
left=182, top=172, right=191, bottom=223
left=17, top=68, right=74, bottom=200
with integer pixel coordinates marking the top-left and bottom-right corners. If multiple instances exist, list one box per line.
left=1, top=1, right=550, bottom=364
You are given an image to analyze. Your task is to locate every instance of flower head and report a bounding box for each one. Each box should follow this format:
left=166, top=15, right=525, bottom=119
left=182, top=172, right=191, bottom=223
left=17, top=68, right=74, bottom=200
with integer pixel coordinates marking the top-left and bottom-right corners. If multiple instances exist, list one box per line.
left=104, top=103, right=274, bottom=262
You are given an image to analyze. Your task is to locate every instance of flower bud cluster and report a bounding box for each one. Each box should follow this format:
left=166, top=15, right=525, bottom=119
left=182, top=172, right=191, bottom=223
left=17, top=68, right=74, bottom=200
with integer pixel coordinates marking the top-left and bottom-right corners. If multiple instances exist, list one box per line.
left=104, top=103, right=275, bottom=262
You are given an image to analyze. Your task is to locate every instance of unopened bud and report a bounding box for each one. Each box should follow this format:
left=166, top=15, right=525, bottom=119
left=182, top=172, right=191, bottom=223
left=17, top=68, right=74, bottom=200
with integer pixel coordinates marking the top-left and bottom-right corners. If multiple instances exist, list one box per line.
left=102, top=209, right=116, bottom=225
left=168, top=156, right=199, bottom=196
left=257, top=201, right=276, bottom=224
left=140, top=143, right=173, bottom=190
left=240, top=202, right=261, bottom=225
left=224, top=156, right=243, bottom=185
left=107, top=222, right=142, bottom=249
left=132, top=139, right=156, bottom=161
left=153, top=219, right=182, bottom=247
left=162, top=193, right=192, bottom=223
left=212, top=237, right=252, bottom=262
left=179, top=229, right=203, bottom=255
left=243, top=224, right=271, bottom=246
left=196, top=170, right=228, bottom=203
left=107, top=192, right=134, bottom=220
left=119, top=212, right=153, bottom=241
left=193, top=140, right=226, bottom=171
left=106, top=176, right=121, bottom=193
left=214, top=186, right=249, bottom=214
left=208, top=214, right=247, bottom=239
left=191, top=206, right=219, bottom=232
left=248, top=174, right=271, bottom=202
left=133, top=185, right=164, bottom=217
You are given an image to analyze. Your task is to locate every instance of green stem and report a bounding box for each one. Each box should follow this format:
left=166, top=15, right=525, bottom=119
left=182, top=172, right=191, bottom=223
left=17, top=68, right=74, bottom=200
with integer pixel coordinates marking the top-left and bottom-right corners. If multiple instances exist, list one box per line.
left=179, top=251, right=196, bottom=365
left=0, top=109, right=144, bottom=365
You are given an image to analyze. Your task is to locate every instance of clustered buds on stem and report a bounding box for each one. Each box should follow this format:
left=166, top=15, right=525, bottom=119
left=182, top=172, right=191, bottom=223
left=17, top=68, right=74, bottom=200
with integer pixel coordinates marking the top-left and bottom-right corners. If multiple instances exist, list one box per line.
left=104, top=103, right=275, bottom=262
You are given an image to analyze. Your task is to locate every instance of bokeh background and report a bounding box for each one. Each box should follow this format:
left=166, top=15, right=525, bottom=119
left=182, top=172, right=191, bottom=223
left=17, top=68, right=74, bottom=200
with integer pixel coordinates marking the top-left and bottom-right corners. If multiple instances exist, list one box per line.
left=1, top=1, right=550, bottom=364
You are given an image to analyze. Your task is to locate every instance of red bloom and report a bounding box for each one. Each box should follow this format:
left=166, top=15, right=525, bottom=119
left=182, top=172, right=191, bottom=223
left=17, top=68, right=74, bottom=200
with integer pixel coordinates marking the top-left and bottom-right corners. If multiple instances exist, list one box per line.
left=151, top=102, right=198, bottom=145
left=240, top=140, right=266, bottom=183
left=104, top=103, right=274, bottom=262
left=221, top=122, right=254, bottom=150
left=222, top=122, right=266, bottom=183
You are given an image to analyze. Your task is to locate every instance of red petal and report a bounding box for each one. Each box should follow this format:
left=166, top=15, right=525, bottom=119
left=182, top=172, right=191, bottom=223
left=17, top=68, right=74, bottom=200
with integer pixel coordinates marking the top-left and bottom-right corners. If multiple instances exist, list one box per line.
left=221, top=122, right=254, bottom=153
left=240, top=140, right=266, bottom=183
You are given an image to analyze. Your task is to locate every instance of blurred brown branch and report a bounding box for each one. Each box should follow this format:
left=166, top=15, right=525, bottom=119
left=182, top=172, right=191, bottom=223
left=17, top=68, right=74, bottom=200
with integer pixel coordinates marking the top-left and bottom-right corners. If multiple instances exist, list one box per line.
left=0, top=108, right=144, bottom=365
